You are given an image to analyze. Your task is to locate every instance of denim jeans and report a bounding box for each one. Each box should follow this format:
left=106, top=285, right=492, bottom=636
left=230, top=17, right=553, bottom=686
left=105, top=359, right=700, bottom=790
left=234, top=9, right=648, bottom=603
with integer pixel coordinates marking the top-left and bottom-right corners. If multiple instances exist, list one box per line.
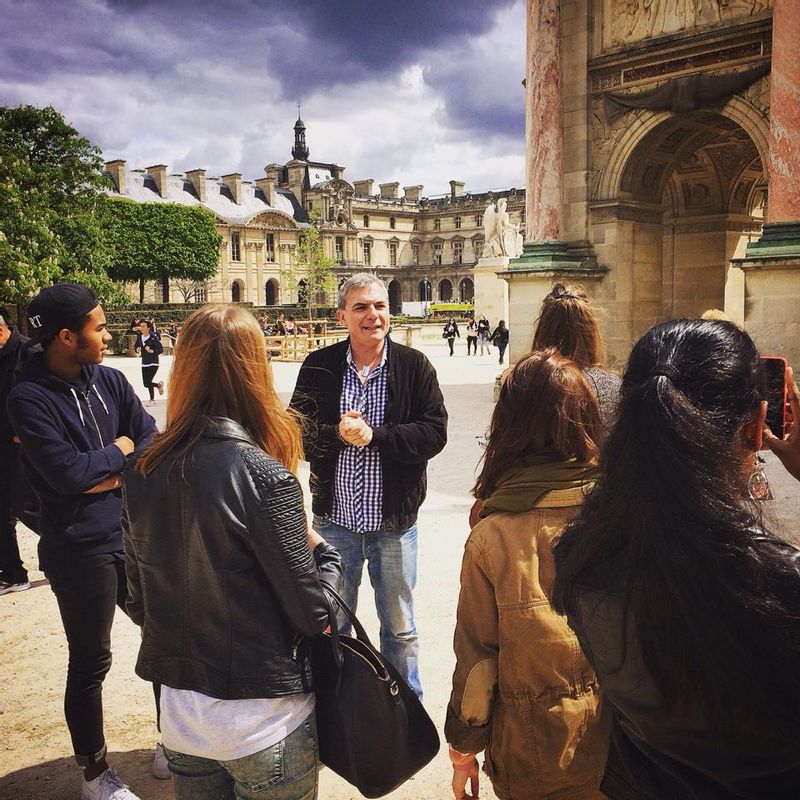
left=163, top=713, right=318, bottom=800
left=44, top=551, right=160, bottom=766
left=315, top=520, right=422, bottom=699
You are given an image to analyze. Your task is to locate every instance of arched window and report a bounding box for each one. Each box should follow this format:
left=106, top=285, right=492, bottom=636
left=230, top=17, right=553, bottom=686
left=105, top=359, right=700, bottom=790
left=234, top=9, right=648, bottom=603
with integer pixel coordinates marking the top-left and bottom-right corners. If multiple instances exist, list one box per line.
left=265, top=278, right=279, bottom=306
left=388, top=280, right=402, bottom=314
left=438, top=279, right=453, bottom=302
left=459, top=277, right=474, bottom=302
left=418, top=279, right=432, bottom=302
left=231, top=280, right=243, bottom=303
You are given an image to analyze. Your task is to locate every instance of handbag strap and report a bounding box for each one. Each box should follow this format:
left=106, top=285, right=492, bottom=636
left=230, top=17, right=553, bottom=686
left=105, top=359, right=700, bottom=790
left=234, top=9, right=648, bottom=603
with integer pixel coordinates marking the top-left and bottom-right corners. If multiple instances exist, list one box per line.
left=323, top=585, right=375, bottom=648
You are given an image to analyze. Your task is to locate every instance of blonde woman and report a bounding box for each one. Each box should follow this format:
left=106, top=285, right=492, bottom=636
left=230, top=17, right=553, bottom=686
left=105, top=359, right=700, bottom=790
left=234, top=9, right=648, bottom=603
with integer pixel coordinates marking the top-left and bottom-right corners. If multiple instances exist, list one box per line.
left=122, top=305, right=341, bottom=799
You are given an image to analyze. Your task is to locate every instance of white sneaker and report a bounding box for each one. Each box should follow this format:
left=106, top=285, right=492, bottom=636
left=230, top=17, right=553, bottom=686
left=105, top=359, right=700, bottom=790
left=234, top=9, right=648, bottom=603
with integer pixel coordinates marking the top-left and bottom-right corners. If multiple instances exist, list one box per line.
left=80, top=767, right=140, bottom=800
left=152, top=742, right=170, bottom=780
left=156, top=381, right=164, bottom=397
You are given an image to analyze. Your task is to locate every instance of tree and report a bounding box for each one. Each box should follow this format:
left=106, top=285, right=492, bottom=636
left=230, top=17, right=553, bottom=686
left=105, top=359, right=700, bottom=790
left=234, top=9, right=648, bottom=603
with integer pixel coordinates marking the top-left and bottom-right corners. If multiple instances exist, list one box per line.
left=284, top=211, right=338, bottom=318
left=102, top=198, right=221, bottom=302
left=0, top=104, right=128, bottom=315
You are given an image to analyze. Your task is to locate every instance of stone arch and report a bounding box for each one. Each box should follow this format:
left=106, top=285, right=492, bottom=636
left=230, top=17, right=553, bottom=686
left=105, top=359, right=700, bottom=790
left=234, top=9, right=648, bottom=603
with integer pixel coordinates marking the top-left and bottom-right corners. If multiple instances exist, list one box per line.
left=418, top=279, right=432, bottom=302
left=459, top=277, right=474, bottom=302
left=438, top=279, right=453, bottom=302
left=594, top=94, right=769, bottom=202
left=265, top=278, right=279, bottom=305
left=387, top=279, right=402, bottom=314
left=231, top=279, right=245, bottom=303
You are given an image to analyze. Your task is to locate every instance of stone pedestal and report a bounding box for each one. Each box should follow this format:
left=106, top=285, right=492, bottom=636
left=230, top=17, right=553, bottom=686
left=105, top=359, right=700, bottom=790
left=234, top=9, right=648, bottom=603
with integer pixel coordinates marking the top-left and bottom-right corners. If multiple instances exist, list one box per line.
left=497, top=263, right=606, bottom=364
left=473, top=257, right=510, bottom=327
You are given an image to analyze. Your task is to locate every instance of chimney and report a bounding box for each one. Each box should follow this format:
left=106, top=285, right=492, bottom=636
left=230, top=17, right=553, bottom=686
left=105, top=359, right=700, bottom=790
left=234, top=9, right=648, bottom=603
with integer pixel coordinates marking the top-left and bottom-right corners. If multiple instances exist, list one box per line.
left=449, top=180, right=465, bottom=199
left=222, top=172, right=242, bottom=204
left=185, top=168, right=207, bottom=202
left=354, top=179, right=374, bottom=196
left=403, top=185, right=423, bottom=202
left=105, top=160, right=126, bottom=194
left=331, top=164, right=346, bottom=180
left=286, top=160, right=306, bottom=204
left=146, top=164, right=168, bottom=198
left=264, top=163, right=282, bottom=183
left=379, top=182, right=400, bottom=200
left=256, top=176, right=277, bottom=206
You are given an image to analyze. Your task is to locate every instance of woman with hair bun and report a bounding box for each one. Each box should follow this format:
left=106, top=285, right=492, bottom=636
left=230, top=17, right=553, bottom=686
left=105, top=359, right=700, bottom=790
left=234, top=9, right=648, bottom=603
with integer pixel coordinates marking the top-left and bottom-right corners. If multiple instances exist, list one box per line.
left=447, top=349, right=610, bottom=800
left=553, top=318, right=800, bottom=799
left=532, top=283, right=620, bottom=434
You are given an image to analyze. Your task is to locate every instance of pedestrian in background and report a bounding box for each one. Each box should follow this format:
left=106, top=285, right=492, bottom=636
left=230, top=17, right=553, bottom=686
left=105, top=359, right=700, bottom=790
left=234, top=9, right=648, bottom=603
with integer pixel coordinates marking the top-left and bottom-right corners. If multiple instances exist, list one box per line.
left=135, top=320, right=163, bottom=407
left=490, top=320, right=509, bottom=364
left=465, top=317, right=478, bottom=356
left=477, top=314, right=491, bottom=356
left=443, top=317, right=460, bottom=357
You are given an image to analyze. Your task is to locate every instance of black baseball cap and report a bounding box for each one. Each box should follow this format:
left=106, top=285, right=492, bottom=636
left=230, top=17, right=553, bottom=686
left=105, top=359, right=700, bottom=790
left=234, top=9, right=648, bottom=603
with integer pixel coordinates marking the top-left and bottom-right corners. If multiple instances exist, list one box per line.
left=26, top=283, right=99, bottom=345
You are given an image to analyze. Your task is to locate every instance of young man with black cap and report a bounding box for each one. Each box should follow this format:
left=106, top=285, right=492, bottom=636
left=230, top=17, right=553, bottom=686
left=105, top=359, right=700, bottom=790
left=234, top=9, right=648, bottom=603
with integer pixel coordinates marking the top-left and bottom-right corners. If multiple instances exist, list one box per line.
left=0, top=308, right=30, bottom=595
left=7, top=284, right=160, bottom=800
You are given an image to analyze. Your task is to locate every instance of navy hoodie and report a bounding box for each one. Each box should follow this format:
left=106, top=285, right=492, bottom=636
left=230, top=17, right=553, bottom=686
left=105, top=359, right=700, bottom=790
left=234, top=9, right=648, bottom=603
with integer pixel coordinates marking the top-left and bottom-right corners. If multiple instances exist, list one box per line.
left=7, top=355, right=157, bottom=568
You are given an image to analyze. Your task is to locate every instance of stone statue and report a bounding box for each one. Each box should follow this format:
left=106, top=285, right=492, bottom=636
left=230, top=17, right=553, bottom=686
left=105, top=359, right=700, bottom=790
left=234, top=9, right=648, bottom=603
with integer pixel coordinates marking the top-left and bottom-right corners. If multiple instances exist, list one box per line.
left=482, top=198, right=523, bottom=259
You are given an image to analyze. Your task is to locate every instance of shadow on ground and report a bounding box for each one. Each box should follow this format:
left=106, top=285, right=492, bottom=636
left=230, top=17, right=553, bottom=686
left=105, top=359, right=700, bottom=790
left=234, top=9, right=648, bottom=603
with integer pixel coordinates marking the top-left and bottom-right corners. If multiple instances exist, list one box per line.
left=0, top=750, right=173, bottom=800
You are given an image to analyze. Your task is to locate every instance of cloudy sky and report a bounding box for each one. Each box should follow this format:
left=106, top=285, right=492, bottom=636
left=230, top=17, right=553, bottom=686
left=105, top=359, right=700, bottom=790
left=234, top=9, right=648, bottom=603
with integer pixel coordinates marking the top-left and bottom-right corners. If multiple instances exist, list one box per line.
left=1, top=0, right=526, bottom=197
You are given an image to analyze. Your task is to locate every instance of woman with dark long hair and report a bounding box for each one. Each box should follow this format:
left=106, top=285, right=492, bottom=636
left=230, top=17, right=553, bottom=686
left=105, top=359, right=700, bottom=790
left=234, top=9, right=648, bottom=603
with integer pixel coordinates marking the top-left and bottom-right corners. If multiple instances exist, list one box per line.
left=122, top=305, right=341, bottom=799
left=552, top=319, right=800, bottom=799
left=447, top=350, right=610, bottom=800
left=532, top=283, right=620, bottom=432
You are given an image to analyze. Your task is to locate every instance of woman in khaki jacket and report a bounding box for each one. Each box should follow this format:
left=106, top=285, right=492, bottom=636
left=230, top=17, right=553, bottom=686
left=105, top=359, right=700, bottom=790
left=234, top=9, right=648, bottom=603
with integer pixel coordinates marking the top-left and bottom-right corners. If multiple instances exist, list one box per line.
left=446, top=349, right=610, bottom=800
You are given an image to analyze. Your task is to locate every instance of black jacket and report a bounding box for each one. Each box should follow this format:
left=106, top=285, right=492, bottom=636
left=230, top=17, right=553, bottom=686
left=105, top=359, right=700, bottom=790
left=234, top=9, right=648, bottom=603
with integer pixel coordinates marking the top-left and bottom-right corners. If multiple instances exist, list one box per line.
left=135, top=332, right=163, bottom=366
left=0, top=328, right=28, bottom=442
left=7, top=355, right=156, bottom=568
left=565, top=537, right=800, bottom=800
left=122, top=417, right=342, bottom=699
left=289, top=338, right=447, bottom=531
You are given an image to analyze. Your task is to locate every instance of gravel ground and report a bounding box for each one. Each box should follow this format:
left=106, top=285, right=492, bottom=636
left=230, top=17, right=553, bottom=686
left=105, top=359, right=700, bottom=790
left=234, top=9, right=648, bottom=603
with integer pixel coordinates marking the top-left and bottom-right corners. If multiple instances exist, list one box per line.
left=1, top=338, right=796, bottom=799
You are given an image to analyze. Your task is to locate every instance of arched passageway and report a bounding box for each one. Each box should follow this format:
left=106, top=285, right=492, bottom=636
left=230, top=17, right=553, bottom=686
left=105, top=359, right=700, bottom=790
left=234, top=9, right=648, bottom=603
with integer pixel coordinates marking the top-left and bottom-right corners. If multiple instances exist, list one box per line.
left=265, top=278, right=279, bottom=305
left=459, top=278, right=474, bottom=302
left=592, top=110, right=764, bottom=341
left=438, top=279, right=453, bottom=302
left=388, top=280, right=402, bottom=314
left=231, top=280, right=244, bottom=303
left=418, top=279, right=432, bottom=301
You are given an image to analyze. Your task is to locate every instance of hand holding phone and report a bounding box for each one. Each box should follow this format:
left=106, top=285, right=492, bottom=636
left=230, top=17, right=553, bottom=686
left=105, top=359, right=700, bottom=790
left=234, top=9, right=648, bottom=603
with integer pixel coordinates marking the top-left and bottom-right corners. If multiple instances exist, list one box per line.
left=760, top=356, right=788, bottom=440
left=763, top=365, right=800, bottom=482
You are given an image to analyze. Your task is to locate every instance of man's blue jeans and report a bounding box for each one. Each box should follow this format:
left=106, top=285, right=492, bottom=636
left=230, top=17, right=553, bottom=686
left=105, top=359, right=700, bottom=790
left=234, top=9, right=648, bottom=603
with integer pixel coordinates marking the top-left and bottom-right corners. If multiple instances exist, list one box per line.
left=314, top=520, right=422, bottom=699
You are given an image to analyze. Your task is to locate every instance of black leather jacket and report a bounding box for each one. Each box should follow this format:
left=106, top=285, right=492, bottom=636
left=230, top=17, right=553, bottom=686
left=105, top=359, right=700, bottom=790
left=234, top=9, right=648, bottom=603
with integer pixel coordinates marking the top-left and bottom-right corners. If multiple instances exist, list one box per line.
left=122, top=417, right=342, bottom=699
left=565, top=537, right=800, bottom=799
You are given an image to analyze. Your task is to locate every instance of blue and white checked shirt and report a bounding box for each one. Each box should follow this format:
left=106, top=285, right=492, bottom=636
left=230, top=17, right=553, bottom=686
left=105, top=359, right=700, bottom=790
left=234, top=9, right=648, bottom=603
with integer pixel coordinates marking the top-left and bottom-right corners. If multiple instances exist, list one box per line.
left=332, top=342, right=388, bottom=533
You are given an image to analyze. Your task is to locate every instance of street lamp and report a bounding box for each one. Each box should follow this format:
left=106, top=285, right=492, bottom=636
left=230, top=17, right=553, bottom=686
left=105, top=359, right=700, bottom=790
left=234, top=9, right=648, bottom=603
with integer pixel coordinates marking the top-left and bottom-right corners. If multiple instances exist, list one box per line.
left=423, top=275, right=430, bottom=318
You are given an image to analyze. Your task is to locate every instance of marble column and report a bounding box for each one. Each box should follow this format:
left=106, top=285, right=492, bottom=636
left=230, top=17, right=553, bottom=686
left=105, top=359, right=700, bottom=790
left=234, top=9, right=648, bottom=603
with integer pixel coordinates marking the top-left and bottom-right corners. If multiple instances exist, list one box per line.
left=765, top=0, right=800, bottom=225
left=525, top=0, right=563, bottom=243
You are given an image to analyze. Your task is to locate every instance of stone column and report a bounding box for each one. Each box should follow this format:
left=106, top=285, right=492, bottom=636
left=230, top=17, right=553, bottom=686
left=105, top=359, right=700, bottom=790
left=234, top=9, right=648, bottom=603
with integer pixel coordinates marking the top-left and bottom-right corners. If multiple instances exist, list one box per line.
left=732, top=0, right=800, bottom=363
left=765, top=0, right=800, bottom=226
left=525, top=0, right=563, bottom=243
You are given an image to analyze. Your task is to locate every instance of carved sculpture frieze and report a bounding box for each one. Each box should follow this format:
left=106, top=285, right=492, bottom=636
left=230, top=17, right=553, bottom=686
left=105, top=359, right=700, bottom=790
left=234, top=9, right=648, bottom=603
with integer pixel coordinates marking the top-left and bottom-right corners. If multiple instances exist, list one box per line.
left=611, top=0, right=772, bottom=47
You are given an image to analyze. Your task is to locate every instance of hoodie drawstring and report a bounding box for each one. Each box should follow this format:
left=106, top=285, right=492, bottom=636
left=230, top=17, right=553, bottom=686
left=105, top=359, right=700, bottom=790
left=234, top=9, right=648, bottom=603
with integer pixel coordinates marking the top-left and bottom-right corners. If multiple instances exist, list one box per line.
left=70, top=388, right=86, bottom=428
left=92, top=385, right=110, bottom=415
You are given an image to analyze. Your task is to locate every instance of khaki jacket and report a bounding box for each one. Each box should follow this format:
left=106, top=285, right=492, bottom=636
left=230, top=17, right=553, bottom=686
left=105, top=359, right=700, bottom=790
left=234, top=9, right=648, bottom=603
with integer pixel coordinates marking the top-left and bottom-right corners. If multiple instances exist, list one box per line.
left=446, top=487, right=610, bottom=800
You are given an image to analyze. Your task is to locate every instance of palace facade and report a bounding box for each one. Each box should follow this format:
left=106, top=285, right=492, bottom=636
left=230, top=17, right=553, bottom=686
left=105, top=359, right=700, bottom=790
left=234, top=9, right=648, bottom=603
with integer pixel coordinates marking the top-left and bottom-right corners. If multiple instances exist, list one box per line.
left=103, top=117, right=525, bottom=313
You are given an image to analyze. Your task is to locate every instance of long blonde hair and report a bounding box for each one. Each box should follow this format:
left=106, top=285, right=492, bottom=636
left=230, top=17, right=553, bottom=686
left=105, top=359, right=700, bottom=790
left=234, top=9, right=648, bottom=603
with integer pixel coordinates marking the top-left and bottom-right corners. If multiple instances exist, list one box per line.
left=136, top=305, right=301, bottom=476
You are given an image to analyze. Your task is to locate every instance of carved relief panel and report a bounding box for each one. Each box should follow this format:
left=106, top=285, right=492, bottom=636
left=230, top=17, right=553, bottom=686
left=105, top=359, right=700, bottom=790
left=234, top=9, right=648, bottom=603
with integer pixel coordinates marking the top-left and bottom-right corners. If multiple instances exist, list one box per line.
left=606, top=1, right=772, bottom=49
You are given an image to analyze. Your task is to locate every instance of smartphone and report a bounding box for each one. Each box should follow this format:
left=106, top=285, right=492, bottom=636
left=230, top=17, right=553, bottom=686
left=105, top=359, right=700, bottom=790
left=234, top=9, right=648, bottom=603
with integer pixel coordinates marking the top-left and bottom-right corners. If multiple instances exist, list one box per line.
left=761, top=355, right=788, bottom=439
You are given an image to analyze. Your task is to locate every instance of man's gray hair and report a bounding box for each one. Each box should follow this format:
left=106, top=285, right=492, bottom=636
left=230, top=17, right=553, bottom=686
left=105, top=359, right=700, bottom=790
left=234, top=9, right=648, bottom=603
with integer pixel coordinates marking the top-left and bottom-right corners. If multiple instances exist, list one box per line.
left=337, top=272, right=387, bottom=310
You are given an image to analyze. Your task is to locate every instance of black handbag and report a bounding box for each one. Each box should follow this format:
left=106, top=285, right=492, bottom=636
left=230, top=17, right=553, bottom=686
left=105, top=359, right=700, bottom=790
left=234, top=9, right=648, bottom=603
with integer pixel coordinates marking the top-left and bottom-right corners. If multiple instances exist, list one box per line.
left=304, top=587, right=440, bottom=798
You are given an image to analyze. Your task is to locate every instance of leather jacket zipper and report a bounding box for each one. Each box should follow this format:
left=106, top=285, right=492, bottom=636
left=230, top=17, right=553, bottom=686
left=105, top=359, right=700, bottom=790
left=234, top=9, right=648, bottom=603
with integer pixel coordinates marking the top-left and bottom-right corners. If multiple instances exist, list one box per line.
left=83, top=391, right=105, bottom=447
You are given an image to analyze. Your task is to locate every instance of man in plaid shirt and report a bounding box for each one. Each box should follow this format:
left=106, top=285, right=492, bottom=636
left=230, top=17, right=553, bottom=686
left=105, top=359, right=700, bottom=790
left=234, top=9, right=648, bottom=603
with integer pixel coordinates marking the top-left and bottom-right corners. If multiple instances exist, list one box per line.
left=290, top=274, right=447, bottom=698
